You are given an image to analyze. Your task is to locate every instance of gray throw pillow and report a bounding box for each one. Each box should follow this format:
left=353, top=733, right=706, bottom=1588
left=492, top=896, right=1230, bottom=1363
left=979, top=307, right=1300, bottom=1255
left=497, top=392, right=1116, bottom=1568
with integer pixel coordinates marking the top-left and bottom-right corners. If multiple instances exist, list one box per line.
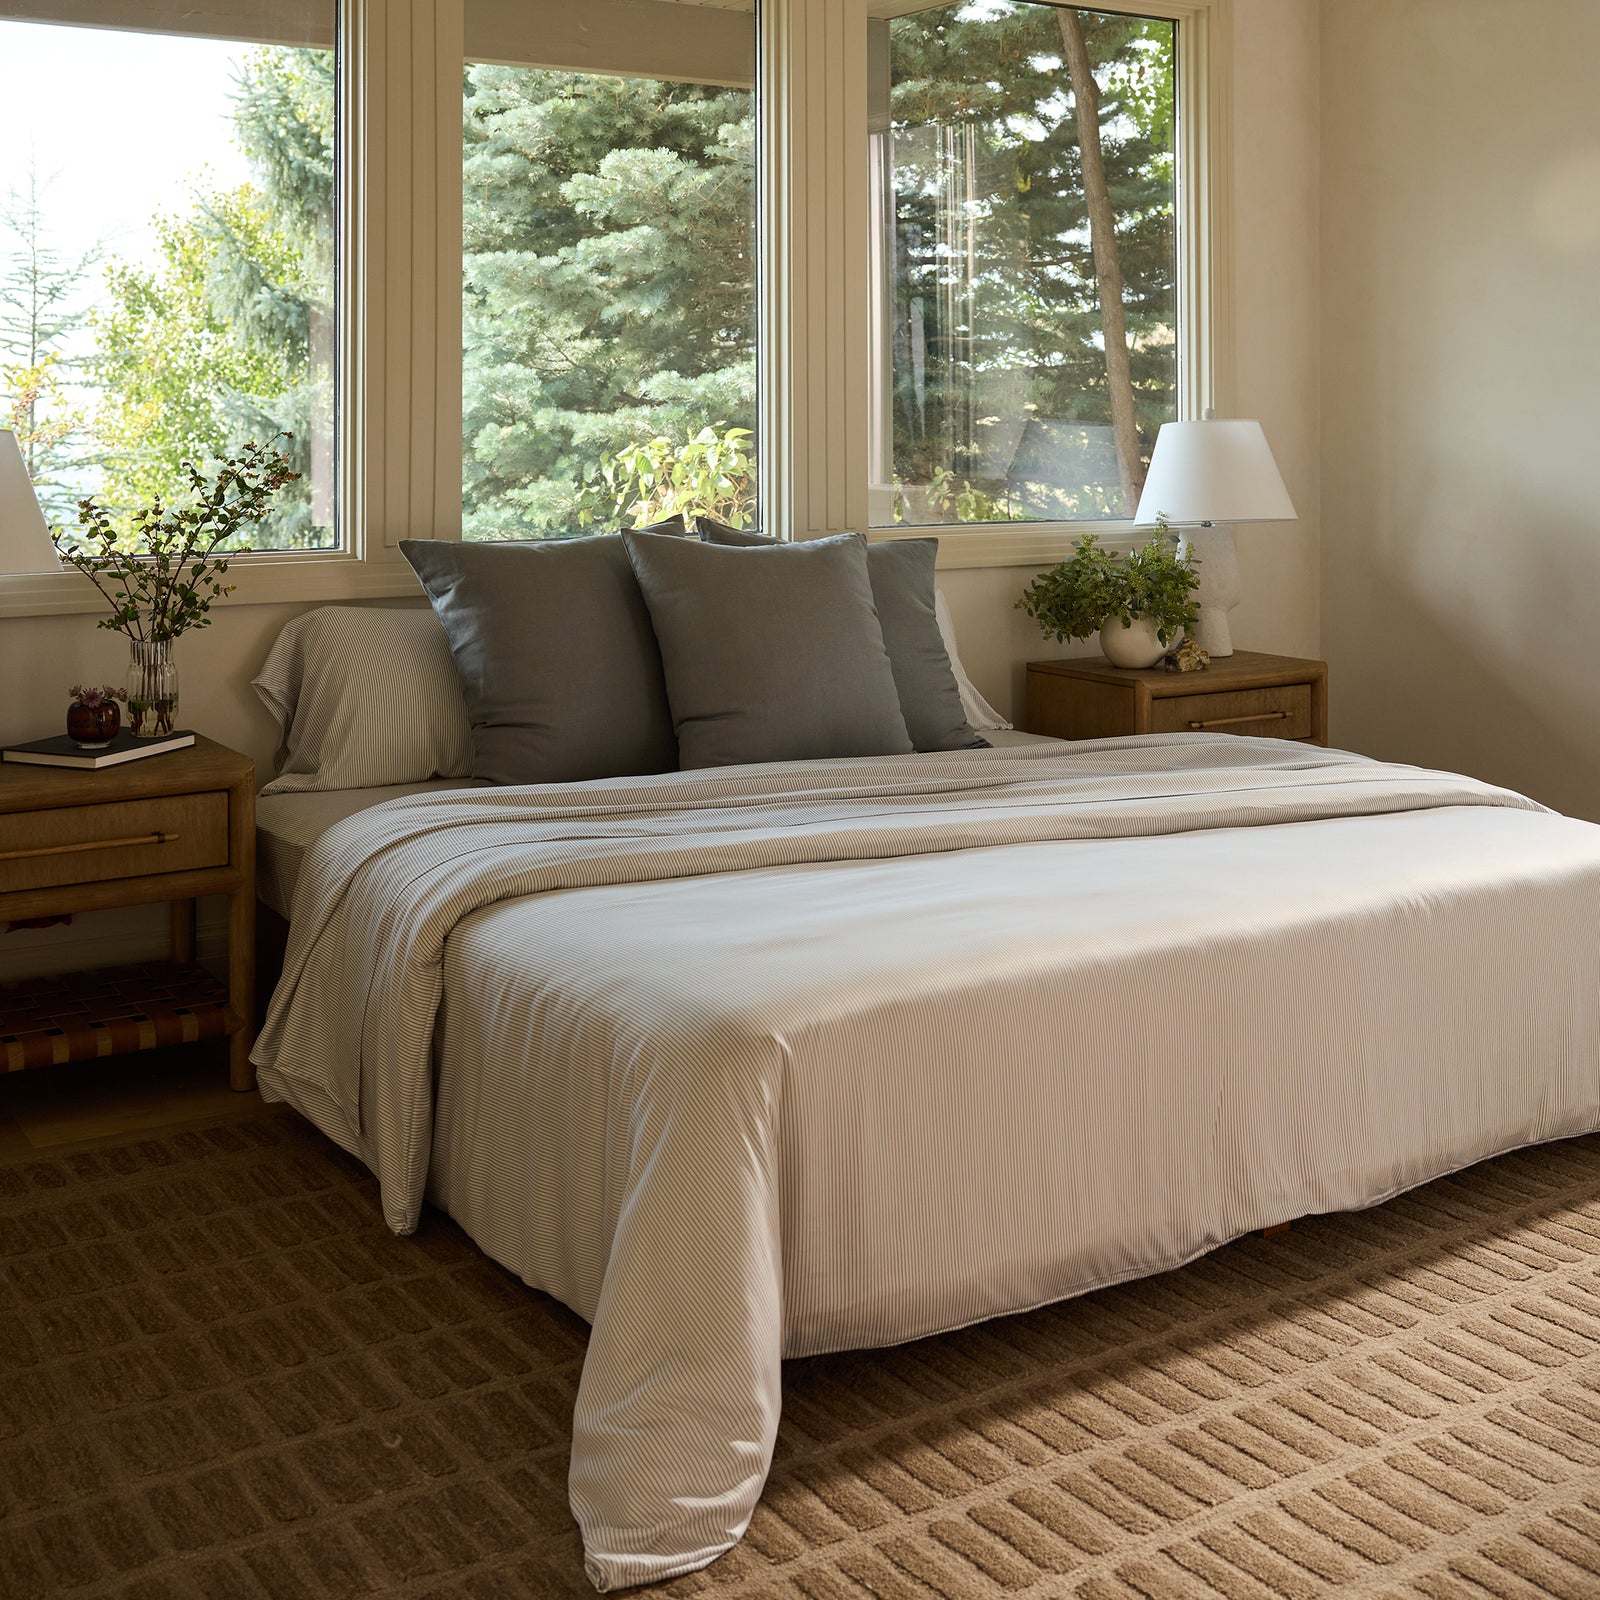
left=694, top=519, right=772, bottom=547
left=400, top=535, right=678, bottom=784
left=698, top=519, right=986, bottom=752
left=622, top=530, right=914, bottom=769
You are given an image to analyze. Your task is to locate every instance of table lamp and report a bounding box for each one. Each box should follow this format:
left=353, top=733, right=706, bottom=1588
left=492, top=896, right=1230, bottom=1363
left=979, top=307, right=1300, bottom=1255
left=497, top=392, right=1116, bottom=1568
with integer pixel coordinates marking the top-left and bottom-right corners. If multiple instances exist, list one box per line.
left=1132, top=411, right=1296, bottom=658
left=0, top=429, right=61, bottom=574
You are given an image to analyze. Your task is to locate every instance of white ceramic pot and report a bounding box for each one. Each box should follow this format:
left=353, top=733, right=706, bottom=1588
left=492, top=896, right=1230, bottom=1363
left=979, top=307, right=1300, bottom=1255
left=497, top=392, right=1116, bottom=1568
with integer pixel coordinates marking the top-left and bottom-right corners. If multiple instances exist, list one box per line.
left=1099, top=616, right=1168, bottom=670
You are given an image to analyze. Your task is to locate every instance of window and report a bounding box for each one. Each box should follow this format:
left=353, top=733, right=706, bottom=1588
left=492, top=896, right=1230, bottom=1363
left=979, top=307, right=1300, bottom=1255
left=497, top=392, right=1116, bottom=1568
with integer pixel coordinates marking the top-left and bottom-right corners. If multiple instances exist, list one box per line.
left=870, top=1, right=1178, bottom=529
left=462, top=0, right=758, bottom=540
left=0, top=0, right=1216, bottom=619
left=0, top=2, right=339, bottom=552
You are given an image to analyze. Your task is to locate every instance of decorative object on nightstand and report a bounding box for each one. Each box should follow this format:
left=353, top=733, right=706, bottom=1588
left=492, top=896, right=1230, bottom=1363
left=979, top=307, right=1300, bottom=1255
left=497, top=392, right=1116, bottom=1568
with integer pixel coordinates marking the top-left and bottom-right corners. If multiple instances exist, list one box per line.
left=1132, top=412, right=1297, bottom=659
left=66, top=685, right=124, bottom=747
left=1026, top=651, right=1328, bottom=746
left=1163, top=637, right=1210, bottom=674
left=0, top=428, right=61, bottom=576
left=0, top=736, right=257, bottom=1089
left=1016, top=528, right=1199, bottom=671
left=50, top=438, right=299, bottom=736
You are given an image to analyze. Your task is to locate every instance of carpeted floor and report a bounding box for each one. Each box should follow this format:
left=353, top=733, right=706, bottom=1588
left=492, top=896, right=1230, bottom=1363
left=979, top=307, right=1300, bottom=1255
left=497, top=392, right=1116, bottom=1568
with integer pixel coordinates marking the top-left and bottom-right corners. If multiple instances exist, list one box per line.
left=4, top=1112, right=1600, bottom=1600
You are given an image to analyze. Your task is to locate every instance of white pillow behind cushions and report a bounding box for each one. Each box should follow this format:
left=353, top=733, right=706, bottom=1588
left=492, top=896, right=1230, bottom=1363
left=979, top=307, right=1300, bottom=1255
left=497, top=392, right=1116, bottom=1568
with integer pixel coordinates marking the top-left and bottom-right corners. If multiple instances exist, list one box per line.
left=253, top=606, right=474, bottom=794
left=933, top=589, right=1012, bottom=731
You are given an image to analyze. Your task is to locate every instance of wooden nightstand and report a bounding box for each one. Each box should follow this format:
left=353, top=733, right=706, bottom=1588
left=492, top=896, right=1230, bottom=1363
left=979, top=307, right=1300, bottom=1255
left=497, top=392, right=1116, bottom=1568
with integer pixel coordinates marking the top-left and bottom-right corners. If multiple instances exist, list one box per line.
left=1025, top=651, right=1329, bottom=746
left=0, top=736, right=256, bottom=1090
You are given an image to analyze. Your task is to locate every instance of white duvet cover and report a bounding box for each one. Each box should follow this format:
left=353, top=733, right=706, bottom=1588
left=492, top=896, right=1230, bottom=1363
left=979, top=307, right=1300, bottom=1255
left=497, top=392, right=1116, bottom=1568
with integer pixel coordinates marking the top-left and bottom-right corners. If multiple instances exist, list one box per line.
left=251, top=738, right=1600, bottom=1589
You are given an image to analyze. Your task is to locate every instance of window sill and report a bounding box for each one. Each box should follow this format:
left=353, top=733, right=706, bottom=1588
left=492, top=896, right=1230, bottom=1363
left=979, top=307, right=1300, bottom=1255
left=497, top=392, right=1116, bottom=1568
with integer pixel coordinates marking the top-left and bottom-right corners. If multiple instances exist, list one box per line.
left=3, top=525, right=1124, bottom=619
left=0, top=552, right=425, bottom=620
left=868, top=521, right=1140, bottom=571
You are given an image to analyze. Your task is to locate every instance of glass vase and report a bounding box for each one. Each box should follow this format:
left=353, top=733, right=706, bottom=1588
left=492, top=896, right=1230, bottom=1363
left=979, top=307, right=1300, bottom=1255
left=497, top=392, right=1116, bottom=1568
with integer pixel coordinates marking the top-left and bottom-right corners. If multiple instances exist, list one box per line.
left=127, top=638, right=179, bottom=738
left=67, top=699, right=121, bottom=747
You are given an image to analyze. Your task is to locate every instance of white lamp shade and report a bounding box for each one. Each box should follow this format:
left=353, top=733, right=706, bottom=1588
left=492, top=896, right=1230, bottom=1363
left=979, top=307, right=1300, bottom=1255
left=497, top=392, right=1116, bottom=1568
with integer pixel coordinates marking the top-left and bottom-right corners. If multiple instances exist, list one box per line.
left=1132, top=417, right=1298, bottom=528
left=0, top=429, right=61, bottom=573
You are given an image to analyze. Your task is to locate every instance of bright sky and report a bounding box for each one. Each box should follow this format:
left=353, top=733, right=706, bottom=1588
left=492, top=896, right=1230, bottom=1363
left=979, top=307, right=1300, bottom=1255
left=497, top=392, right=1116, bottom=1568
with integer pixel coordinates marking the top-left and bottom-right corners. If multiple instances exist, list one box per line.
left=0, top=21, right=253, bottom=282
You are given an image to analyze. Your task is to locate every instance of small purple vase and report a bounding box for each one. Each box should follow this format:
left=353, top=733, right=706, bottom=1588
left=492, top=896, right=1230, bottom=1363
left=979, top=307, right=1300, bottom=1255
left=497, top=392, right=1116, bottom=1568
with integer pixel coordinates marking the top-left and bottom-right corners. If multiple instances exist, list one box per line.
left=67, top=700, right=121, bottom=748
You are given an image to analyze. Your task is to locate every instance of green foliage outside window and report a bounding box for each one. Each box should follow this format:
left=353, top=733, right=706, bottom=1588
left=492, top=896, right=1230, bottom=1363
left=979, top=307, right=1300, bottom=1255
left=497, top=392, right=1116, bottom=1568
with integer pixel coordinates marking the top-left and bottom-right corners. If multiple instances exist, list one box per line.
left=885, top=4, right=1178, bottom=524
left=574, top=426, right=756, bottom=532
left=924, top=468, right=1027, bottom=526
left=3, top=5, right=1179, bottom=547
left=1, top=45, right=333, bottom=552
left=0, top=163, right=102, bottom=526
left=462, top=68, right=757, bottom=539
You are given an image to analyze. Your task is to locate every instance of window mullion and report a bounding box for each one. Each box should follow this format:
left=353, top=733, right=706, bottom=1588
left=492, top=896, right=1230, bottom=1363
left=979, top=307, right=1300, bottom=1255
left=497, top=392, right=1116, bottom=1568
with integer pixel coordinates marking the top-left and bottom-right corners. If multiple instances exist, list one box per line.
left=759, top=0, right=870, bottom=541
left=356, top=0, right=464, bottom=551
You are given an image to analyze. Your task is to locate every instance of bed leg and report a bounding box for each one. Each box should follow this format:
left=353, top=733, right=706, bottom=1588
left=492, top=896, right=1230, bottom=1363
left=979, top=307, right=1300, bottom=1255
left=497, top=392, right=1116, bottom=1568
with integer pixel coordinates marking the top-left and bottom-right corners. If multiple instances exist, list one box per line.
left=1262, top=1222, right=1293, bottom=1239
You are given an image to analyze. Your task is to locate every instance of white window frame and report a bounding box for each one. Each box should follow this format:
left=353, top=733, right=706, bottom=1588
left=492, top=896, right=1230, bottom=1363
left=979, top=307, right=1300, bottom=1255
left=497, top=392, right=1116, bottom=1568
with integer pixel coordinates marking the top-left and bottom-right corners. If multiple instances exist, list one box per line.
left=0, top=0, right=1228, bottom=620
left=0, top=0, right=459, bottom=619
left=762, top=0, right=1233, bottom=567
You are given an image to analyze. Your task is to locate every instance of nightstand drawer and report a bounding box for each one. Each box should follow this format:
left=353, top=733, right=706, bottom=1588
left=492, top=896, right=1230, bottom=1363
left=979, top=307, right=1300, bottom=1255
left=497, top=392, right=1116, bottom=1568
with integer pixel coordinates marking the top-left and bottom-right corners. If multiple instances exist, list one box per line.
left=1151, top=683, right=1313, bottom=740
left=0, top=792, right=229, bottom=893
left=1025, top=653, right=1327, bottom=746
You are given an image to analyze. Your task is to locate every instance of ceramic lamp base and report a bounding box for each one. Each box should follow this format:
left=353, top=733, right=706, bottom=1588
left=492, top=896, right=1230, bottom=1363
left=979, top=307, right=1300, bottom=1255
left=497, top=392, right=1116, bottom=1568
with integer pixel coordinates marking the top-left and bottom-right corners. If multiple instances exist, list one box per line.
left=1192, top=606, right=1235, bottom=658
left=1182, top=524, right=1240, bottom=659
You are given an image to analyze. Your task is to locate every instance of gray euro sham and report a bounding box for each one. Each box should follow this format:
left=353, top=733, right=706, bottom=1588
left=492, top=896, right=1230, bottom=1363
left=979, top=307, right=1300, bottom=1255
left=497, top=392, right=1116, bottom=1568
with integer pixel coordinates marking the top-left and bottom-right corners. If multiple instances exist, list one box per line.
left=698, top=519, right=986, bottom=752
left=400, top=535, right=678, bottom=784
left=621, top=529, right=913, bottom=769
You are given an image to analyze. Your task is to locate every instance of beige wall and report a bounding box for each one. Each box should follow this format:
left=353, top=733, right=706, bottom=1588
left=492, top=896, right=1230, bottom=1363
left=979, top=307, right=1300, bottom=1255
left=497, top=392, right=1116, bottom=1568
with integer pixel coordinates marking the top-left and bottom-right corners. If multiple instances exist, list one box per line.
left=1229, top=0, right=1321, bottom=663
left=0, top=0, right=1324, bottom=974
left=1321, top=0, right=1600, bottom=816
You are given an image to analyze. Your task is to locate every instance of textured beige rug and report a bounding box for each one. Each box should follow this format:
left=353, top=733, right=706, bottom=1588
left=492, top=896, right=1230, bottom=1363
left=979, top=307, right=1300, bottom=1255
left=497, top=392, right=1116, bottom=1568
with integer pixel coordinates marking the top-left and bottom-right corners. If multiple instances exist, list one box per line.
left=3, top=1110, right=1600, bottom=1599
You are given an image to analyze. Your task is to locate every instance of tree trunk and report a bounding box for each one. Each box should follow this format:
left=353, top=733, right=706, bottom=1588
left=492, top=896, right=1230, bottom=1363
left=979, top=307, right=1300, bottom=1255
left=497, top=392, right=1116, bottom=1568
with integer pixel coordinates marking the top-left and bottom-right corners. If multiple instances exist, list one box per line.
left=1058, top=9, right=1145, bottom=514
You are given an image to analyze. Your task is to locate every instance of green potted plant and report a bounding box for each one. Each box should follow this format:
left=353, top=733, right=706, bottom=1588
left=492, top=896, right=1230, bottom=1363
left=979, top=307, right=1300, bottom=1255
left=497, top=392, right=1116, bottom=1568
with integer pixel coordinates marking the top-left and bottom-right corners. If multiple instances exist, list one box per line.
left=52, top=440, right=299, bottom=736
left=1016, top=526, right=1200, bottom=669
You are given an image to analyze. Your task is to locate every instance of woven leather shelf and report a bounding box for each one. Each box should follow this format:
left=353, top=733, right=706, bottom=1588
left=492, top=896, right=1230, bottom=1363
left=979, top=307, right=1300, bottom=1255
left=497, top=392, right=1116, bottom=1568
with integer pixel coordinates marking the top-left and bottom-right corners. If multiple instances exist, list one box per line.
left=0, top=961, right=238, bottom=1073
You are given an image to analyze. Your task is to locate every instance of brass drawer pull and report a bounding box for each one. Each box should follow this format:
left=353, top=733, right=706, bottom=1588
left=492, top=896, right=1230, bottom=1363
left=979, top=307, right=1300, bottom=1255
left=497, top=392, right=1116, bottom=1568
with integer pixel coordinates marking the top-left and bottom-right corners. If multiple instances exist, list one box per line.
left=0, top=831, right=179, bottom=864
left=1188, top=711, right=1292, bottom=731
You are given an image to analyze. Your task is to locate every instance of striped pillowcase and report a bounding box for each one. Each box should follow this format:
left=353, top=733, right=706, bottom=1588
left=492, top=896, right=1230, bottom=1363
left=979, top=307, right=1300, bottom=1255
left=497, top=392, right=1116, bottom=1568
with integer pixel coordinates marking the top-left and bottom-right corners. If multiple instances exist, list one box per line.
left=254, top=606, right=474, bottom=795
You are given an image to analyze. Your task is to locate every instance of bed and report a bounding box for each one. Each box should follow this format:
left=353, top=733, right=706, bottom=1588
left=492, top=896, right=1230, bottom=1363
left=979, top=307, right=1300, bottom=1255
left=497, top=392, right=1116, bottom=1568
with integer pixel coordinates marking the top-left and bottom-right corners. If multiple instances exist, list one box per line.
left=250, top=730, right=1600, bottom=1591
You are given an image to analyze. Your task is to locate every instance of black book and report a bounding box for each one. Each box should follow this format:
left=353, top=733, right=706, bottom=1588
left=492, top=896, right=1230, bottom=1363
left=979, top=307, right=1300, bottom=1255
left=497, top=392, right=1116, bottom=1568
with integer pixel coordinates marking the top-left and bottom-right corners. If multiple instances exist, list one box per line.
left=2, top=730, right=197, bottom=770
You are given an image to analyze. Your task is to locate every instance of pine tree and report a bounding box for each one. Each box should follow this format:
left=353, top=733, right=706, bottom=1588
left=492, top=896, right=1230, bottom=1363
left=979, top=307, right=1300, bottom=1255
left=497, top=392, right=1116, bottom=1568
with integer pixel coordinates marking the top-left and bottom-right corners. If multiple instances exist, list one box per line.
left=0, top=160, right=104, bottom=520
left=885, top=3, right=1177, bottom=521
left=69, top=10, right=1175, bottom=544
left=462, top=67, right=756, bottom=539
left=208, top=41, right=336, bottom=545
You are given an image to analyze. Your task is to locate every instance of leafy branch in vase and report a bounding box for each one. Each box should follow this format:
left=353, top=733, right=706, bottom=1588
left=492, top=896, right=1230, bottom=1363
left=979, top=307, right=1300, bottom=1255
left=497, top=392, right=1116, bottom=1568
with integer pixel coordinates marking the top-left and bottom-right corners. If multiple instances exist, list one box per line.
left=52, top=438, right=301, bottom=642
